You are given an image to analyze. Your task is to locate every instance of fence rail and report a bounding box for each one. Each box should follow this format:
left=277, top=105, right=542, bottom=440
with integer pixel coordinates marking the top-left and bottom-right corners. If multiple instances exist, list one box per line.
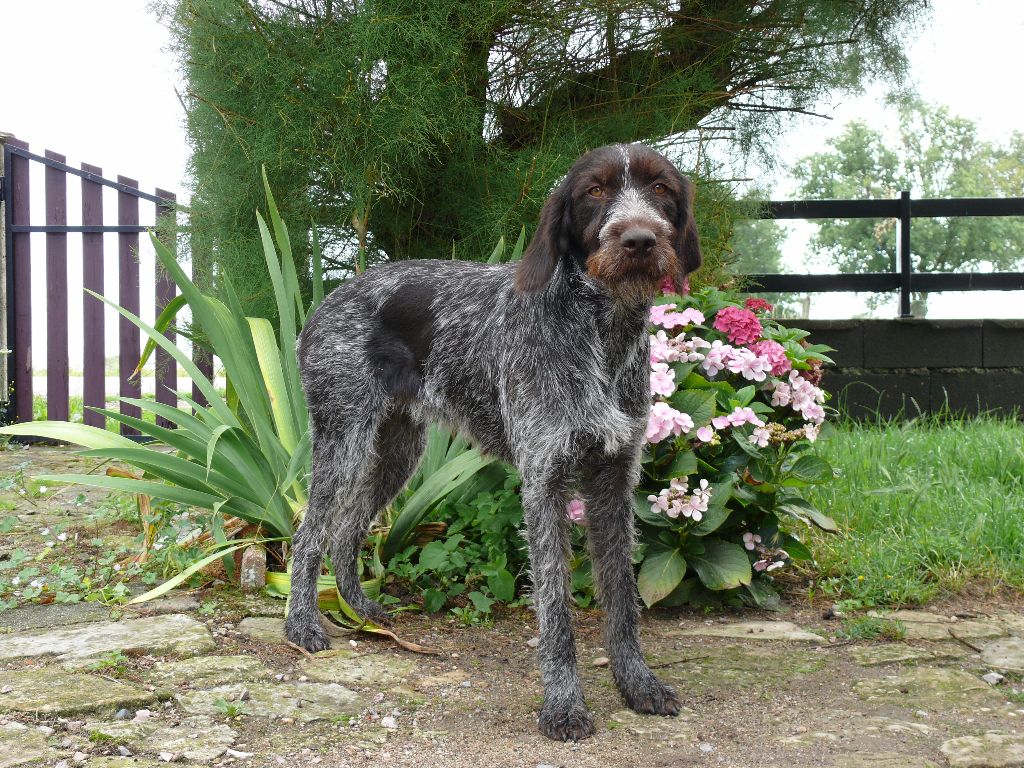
left=745, top=192, right=1024, bottom=317
left=0, top=137, right=211, bottom=434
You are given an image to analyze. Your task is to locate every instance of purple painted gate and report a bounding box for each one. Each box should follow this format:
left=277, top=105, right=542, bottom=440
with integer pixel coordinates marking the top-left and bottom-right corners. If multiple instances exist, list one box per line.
left=1, top=137, right=213, bottom=435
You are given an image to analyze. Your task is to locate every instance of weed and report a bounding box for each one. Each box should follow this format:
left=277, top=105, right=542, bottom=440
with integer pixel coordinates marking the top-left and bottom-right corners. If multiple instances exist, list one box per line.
left=837, top=616, right=907, bottom=642
left=88, top=650, right=130, bottom=675
left=212, top=697, right=249, bottom=717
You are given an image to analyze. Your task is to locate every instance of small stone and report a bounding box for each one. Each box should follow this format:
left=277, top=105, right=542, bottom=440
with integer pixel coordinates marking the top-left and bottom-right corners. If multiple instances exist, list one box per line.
left=451, top=653, right=459, bottom=659
left=592, top=657, right=610, bottom=667
left=72, top=753, right=88, bottom=765
left=982, top=672, right=1006, bottom=686
left=37, top=725, right=56, bottom=736
left=226, top=748, right=255, bottom=758
left=526, top=637, right=540, bottom=649
left=115, top=708, right=131, bottom=720
left=298, top=676, right=308, bottom=682
left=117, top=745, right=132, bottom=756
left=699, top=742, right=714, bottom=753
left=381, top=716, right=398, bottom=730
left=0, top=687, right=11, bottom=695
left=239, top=545, right=267, bottom=593
left=460, top=680, right=471, bottom=688
left=134, top=709, right=152, bottom=721
left=65, top=720, right=85, bottom=731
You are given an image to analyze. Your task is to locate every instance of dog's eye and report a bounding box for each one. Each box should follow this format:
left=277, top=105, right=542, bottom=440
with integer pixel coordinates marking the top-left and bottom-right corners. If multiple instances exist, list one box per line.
left=653, top=183, right=667, bottom=196
left=588, top=186, right=604, bottom=198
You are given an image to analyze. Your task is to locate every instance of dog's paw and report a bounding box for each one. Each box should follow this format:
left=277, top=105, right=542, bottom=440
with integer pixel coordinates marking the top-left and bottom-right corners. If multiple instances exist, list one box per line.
left=538, top=702, right=596, bottom=742
left=619, top=674, right=681, bottom=717
left=285, top=614, right=331, bottom=653
left=352, top=597, right=392, bottom=627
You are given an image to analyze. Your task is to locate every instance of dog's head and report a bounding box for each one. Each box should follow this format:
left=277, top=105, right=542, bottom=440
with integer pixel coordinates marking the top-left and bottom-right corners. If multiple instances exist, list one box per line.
left=515, top=144, right=702, bottom=299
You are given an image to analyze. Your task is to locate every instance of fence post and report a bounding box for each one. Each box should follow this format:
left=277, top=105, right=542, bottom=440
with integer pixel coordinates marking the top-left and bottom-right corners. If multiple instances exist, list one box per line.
left=118, top=176, right=141, bottom=436
left=6, top=138, right=32, bottom=423
left=0, top=133, right=10, bottom=423
left=899, top=190, right=912, bottom=318
left=45, top=151, right=70, bottom=422
left=154, top=189, right=178, bottom=427
left=82, top=162, right=106, bottom=428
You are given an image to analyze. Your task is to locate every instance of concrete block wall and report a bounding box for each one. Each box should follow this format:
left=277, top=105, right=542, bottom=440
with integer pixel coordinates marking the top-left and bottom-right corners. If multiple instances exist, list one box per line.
left=792, top=319, right=1024, bottom=419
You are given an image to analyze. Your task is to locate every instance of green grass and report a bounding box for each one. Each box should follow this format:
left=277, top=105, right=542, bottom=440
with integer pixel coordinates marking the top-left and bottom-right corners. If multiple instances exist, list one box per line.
left=807, top=415, right=1024, bottom=606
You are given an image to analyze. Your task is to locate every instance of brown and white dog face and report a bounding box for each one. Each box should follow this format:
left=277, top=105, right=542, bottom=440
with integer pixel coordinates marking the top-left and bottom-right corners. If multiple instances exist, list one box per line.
left=516, top=143, right=702, bottom=300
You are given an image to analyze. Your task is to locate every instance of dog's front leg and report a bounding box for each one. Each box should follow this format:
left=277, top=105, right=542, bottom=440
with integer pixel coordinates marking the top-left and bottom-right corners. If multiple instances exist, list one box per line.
left=520, top=469, right=596, bottom=742
left=582, top=454, right=681, bottom=717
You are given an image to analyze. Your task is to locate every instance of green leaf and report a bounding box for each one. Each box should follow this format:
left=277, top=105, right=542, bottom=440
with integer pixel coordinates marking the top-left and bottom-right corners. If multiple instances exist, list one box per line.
left=486, top=235, right=505, bottom=264
left=788, top=454, right=834, bottom=484
left=670, top=389, right=717, bottom=429
left=661, top=450, right=697, bottom=480
left=781, top=534, right=814, bottom=561
left=637, top=548, right=687, bottom=607
left=422, top=588, right=446, bottom=613
left=248, top=317, right=301, bottom=453
left=487, top=568, right=515, bottom=602
left=418, top=541, right=448, bottom=570
left=0, top=422, right=138, bottom=450
left=744, top=579, right=781, bottom=610
left=733, top=385, right=756, bottom=406
left=134, top=294, right=188, bottom=377
left=468, top=591, right=494, bottom=613
left=777, top=496, right=840, bottom=533
left=689, top=539, right=752, bottom=591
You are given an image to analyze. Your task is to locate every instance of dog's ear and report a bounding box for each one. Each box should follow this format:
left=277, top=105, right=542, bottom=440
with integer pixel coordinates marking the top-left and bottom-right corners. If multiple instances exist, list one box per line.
left=673, top=176, right=702, bottom=291
left=515, top=181, right=573, bottom=293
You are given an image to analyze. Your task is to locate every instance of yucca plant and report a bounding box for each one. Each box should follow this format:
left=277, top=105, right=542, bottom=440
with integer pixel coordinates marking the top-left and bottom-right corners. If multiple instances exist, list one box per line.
left=0, top=174, right=501, bottom=610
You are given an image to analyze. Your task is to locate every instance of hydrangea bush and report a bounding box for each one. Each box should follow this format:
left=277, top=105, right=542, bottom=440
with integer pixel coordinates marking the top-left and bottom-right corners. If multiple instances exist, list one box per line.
left=580, top=289, right=839, bottom=608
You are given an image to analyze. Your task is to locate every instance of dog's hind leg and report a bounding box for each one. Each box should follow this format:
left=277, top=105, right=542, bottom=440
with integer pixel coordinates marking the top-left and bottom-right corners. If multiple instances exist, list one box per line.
left=581, top=452, right=680, bottom=717
left=286, top=414, right=379, bottom=653
left=520, top=462, right=596, bottom=742
left=328, top=409, right=426, bottom=625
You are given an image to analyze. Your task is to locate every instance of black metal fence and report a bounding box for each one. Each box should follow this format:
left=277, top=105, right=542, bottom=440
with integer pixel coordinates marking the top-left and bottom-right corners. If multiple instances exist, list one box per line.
left=744, top=193, right=1024, bottom=317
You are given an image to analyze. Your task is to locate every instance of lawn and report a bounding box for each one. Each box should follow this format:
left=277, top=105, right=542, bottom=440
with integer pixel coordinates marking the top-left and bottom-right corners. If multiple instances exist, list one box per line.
left=805, top=415, right=1024, bottom=606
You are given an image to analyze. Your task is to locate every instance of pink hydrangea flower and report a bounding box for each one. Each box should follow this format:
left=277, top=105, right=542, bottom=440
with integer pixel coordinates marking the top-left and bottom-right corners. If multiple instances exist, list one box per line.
left=649, top=362, right=677, bottom=397
left=742, top=532, right=762, bottom=551
left=726, top=347, right=772, bottom=382
left=645, top=402, right=694, bottom=443
left=748, top=426, right=771, bottom=448
left=647, top=477, right=711, bottom=521
left=748, top=339, right=791, bottom=376
left=700, top=340, right=734, bottom=376
left=695, top=425, right=715, bottom=443
left=650, top=304, right=705, bottom=330
left=712, top=305, right=763, bottom=346
left=566, top=497, right=587, bottom=525
left=711, top=406, right=764, bottom=430
left=744, top=297, right=773, bottom=314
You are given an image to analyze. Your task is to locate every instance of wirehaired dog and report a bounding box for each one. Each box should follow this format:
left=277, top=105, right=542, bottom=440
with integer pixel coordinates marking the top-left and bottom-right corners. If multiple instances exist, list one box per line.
left=286, top=143, right=702, bottom=741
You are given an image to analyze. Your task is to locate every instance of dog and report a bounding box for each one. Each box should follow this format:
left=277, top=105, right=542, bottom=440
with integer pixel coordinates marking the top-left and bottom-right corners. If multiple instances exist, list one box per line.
left=285, top=143, right=702, bottom=741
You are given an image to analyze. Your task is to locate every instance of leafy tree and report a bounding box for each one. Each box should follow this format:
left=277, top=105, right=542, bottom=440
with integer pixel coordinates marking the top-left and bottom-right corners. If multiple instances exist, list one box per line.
left=793, top=99, right=1024, bottom=314
left=160, top=0, right=927, bottom=314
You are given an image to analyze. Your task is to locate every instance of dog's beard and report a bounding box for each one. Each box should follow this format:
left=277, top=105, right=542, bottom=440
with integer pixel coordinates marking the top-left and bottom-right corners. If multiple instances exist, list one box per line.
left=586, top=240, right=679, bottom=304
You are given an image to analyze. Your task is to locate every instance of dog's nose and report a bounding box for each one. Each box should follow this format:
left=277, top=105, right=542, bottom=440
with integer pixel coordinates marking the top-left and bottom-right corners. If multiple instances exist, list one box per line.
left=620, top=226, right=656, bottom=254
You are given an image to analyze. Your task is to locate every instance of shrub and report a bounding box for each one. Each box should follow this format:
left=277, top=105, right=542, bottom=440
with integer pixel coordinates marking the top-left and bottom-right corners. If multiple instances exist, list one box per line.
left=620, top=289, right=838, bottom=608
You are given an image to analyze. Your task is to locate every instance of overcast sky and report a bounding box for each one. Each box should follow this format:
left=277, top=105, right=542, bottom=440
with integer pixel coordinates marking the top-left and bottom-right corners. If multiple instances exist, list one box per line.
left=3, top=0, right=1023, bottom=371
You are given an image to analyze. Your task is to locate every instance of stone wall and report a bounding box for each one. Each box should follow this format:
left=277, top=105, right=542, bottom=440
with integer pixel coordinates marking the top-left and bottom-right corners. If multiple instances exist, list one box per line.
left=792, top=319, right=1024, bottom=419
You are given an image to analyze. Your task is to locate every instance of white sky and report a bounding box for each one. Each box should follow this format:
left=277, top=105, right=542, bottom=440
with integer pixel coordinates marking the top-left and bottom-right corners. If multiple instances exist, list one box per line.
left=2, top=0, right=1023, bottom=373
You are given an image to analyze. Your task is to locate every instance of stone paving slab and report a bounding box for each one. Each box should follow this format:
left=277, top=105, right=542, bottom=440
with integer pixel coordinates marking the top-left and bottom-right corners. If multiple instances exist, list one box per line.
left=0, top=721, right=55, bottom=767
left=941, top=732, right=1024, bottom=767
left=853, top=667, right=1005, bottom=710
left=979, top=637, right=1024, bottom=674
left=175, top=680, right=361, bottom=722
left=0, top=613, right=214, bottom=665
left=671, top=620, right=824, bottom=642
left=301, top=651, right=416, bottom=688
left=83, top=716, right=238, bottom=762
left=823, top=753, right=940, bottom=768
left=849, top=644, right=937, bottom=666
left=0, top=667, right=158, bottom=716
left=142, top=654, right=272, bottom=689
